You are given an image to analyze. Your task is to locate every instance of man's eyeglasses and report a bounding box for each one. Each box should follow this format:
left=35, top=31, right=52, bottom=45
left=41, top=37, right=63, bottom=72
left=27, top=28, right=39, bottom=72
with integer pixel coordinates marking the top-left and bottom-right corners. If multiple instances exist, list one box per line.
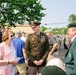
left=31, top=26, right=37, bottom=29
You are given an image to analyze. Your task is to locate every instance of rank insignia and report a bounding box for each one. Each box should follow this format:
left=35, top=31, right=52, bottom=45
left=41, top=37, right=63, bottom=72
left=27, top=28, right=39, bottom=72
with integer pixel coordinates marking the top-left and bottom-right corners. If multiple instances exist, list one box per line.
left=32, top=38, right=34, bottom=40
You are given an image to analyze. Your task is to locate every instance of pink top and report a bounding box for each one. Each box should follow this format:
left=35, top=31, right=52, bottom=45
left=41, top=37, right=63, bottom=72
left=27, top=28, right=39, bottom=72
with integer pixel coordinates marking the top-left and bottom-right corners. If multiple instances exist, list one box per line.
left=0, top=42, right=17, bottom=75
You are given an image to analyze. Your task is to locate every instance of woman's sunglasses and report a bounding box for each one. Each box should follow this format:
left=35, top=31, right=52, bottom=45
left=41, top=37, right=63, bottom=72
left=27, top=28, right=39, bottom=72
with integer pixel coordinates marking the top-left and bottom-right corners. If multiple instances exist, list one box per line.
left=10, top=34, right=14, bottom=37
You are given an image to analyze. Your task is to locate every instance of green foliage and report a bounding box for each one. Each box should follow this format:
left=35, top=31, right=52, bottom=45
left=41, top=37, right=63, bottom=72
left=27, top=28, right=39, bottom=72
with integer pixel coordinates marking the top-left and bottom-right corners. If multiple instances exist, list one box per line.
left=68, top=14, right=76, bottom=23
left=0, top=0, right=46, bottom=27
left=41, top=26, right=47, bottom=32
left=41, top=26, right=68, bottom=35
left=52, top=27, right=67, bottom=35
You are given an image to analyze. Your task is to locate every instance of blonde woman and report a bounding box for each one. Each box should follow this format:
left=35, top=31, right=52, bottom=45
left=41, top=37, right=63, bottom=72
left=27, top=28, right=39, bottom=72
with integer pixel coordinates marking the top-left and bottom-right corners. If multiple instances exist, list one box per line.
left=0, top=30, right=18, bottom=75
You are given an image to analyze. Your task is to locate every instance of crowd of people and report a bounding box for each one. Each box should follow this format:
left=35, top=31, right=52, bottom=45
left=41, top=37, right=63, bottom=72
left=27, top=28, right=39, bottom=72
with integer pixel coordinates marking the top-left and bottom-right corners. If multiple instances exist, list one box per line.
left=0, top=22, right=76, bottom=75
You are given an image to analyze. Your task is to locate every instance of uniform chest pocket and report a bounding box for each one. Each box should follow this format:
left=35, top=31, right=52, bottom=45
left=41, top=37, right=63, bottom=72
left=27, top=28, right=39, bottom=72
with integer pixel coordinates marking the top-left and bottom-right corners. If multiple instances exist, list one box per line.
left=30, top=38, right=38, bottom=47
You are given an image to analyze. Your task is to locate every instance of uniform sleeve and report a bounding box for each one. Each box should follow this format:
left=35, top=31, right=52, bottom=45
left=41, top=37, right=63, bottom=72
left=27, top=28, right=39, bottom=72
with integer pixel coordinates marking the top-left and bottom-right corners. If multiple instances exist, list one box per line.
left=25, top=35, right=32, bottom=59
left=72, top=41, right=76, bottom=73
left=25, top=35, right=35, bottom=62
left=42, top=35, right=50, bottom=61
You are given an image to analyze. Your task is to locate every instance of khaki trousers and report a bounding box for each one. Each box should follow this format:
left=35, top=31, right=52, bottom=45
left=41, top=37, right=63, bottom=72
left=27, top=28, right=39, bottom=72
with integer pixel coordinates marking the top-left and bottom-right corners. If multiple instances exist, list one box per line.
left=16, top=63, right=26, bottom=75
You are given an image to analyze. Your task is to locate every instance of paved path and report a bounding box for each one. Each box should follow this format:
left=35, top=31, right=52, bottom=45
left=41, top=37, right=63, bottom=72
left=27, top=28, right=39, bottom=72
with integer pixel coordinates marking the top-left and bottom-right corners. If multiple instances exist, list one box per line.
left=58, top=47, right=67, bottom=62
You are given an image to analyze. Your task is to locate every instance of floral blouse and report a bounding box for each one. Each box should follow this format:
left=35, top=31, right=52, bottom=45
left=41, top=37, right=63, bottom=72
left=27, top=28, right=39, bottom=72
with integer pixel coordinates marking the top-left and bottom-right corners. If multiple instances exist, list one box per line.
left=0, top=42, right=17, bottom=75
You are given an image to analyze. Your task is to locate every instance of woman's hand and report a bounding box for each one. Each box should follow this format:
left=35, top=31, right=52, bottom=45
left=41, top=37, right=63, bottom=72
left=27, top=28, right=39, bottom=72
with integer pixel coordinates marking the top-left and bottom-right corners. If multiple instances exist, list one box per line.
left=9, top=60, right=18, bottom=65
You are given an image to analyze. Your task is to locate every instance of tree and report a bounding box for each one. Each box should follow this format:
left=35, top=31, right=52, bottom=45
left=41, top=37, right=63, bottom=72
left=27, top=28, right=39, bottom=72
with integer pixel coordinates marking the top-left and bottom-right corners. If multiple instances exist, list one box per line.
left=52, top=27, right=67, bottom=35
left=0, top=0, right=46, bottom=27
left=41, top=26, right=47, bottom=32
left=68, top=14, right=76, bottom=22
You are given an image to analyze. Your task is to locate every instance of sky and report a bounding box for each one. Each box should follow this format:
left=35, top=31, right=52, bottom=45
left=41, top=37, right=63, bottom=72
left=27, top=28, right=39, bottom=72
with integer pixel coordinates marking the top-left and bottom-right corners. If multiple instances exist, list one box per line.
left=40, top=0, right=76, bottom=29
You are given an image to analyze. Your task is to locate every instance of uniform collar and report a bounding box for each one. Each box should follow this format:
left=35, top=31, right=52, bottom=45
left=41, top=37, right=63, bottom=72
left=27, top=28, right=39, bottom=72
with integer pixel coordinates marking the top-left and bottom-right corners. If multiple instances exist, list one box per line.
left=34, top=32, right=41, bottom=36
left=71, top=35, right=76, bottom=42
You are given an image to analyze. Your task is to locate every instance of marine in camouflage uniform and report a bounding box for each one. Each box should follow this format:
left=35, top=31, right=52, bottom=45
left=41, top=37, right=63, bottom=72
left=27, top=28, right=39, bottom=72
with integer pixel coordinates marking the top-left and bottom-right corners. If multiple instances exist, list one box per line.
left=25, top=21, right=49, bottom=75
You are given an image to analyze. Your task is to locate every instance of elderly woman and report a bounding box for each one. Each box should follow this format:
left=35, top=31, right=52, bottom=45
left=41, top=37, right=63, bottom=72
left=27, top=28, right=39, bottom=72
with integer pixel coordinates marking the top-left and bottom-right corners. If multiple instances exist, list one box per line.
left=0, top=30, right=18, bottom=75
